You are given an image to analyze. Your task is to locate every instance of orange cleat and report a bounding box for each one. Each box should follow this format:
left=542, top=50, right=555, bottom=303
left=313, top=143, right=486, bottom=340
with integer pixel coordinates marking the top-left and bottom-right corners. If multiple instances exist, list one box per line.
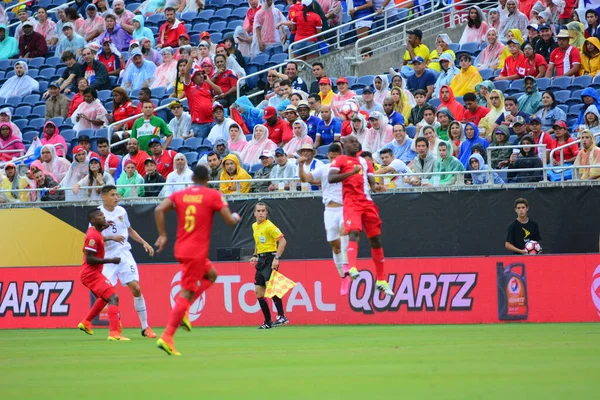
left=107, top=332, right=131, bottom=341
left=117, top=319, right=123, bottom=334
left=77, top=320, right=94, bottom=335
left=141, top=327, right=157, bottom=338
left=157, top=336, right=181, bottom=356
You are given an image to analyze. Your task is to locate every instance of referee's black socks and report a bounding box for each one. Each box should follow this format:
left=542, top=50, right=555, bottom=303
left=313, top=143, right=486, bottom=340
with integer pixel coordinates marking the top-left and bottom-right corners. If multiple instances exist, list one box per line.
left=258, top=297, right=272, bottom=324
left=272, top=296, right=285, bottom=317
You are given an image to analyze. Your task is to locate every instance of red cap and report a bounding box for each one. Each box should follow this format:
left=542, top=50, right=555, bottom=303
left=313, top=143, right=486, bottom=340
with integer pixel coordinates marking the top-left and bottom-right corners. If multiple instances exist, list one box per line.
left=319, top=77, right=332, bottom=85
left=336, top=77, right=348, bottom=84
left=200, top=31, right=210, bottom=39
left=72, top=145, right=85, bottom=155
left=552, top=120, right=567, bottom=129
left=124, top=159, right=136, bottom=167
left=216, top=43, right=227, bottom=50
left=179, top=33, right=190, bottom=40
left=263, top=106, right=277, bottom=119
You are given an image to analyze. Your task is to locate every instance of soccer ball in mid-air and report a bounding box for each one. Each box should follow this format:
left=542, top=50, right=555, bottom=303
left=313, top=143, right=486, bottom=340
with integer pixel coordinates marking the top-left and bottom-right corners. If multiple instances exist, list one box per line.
left=340, top=101, right=359, bottom=119
left=525, top=240, right=541, bottom=255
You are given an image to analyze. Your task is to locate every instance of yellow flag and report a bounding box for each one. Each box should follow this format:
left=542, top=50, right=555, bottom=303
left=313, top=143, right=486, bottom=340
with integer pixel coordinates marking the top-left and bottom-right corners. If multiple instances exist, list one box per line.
left=265, top=270, right=297, bottom=299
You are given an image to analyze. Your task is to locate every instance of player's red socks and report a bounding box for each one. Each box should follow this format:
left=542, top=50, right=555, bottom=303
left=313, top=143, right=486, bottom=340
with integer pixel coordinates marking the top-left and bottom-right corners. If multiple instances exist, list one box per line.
left=347, top=240, right=358, bottom=268
left=164, top=294, right=192, bottom=337
left=191, top=278, right=213, bottom=303
left=108, top=305, right=119, bottom=332
left=371, top=247, right=385, bottom=281
left=85, top=298, right=108, bottom=323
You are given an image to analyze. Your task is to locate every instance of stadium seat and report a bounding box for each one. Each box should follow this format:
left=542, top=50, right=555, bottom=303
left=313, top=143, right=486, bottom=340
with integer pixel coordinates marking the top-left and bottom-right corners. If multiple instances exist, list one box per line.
left=479, top=69, right=493, bottom=81
left=22, top=131, right=39, bottom=143
left=345, top=76, right=357, bottom=86
left=206, top=0, right=227, bottom=9
left=193, top=22, right=210, bottom=32
left=184, top=137, right=203, bottom=151
left=535, top=77, right=551, bottom=91
left=147, top=14, right=165, bottom=24
left=13, top=106, right=32, bottom=119
left=429, top=98, right=441, bottom=108
left=181, top=11, right=198, bottom=22
left=448, top=43, right=460, bottom=53
left=557, top=104, right=568, bottom=114
left=553, top=90, right=570, bottom=104
left=0, top=59, right=10, bottom=70
left=197, top=145, right=213, bottom=154
left=569, top=104, right=583, bottom=117
left=269, top=53, right=288, bottom=65
left=49, top=117, right=63, bottom=127
left=94, top=128, right=109, bottom=140
left=29, top=118, right=46, bottom=130
left=249, top=163, right=262, bottom=173
left=77, top=129, right=95, bottom=139
left=183, top=152, right=199, bottom=165
left=126, top=3, right=141, bottom=12
left=493, top=80, right=509, bottom=92
left=459, top=42, right=478, bottom=55
left=28, top=69, right=39, bottom=78
left=406, top=126, right=417, bottom=139
left=198, top=10, right=215, bottom=21
left=29, top=57, right=45, bottom=68
left=231, top=8, right=247, bottom=19
left=5, top=96, right=21, bottom=106
left=550, top=76, right=572, bottom=90
left=209, top=21, right=227, bottom=32
left=510, top=79, right=524, bottom=92
left=227, top=20, right=243, bottom=31
left=167, top=137, right=184, bottom=151
left=13, top=119, right=28, bottom=131
left=569, top=75, right=592, bottom=90
left=566, top=90, right=583, bottom=106
left=203, top=139, right=212, bottom=147
left=215, top=9, right=231, bottom=20
left=97, top=90, right=112, bottom=102
left=356, top=75, right=375, bottom=86
left=317, top=146, right=328, bottom=158
left=39, top=68, right=56, bottom=79
left=152, top=87, right=167, bottom=99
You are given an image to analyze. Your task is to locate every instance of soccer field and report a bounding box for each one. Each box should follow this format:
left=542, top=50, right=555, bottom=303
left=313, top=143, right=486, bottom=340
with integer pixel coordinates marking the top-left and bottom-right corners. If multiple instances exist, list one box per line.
left=1, top=323, right=599, bottom=399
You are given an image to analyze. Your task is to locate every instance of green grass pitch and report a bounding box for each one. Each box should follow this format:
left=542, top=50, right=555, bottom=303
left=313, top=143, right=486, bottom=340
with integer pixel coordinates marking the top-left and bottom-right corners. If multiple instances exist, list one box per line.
left=1, top=323, right=599, bottom=399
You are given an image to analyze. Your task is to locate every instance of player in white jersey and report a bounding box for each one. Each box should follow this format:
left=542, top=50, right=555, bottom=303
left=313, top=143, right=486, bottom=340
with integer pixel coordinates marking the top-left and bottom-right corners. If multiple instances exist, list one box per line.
left=298, top=142, right=351, bottom=295
left=99, top=185, right=157, bottom=338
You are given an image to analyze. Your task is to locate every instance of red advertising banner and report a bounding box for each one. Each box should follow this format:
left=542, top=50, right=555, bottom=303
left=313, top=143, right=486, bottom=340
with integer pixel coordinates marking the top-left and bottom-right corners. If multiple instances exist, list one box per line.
left=1, top=255, right=600, bottom=329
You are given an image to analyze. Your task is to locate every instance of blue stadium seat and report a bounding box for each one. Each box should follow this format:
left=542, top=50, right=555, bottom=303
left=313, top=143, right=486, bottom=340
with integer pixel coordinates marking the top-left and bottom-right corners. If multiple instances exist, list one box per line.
left=209, top=21, right=227, bottom=32
left=270, top=53, right=288, bottom=65
left=198, top=10, right=215, bottom=21
left=39, top=68, right=56, bottom=79
left=61, top=129, right=77, bottom=143
left=350, top=84, right=365, bottom=92
left=0, top=59, right=9, bottom=70
left=184, top=137, right=203, bottom=151
left=557, top=104, right=568, bottom=115
left=13, top=119, right=28, bottom=131
left=181, top=11, right=198, bottom=22
left=197, top=145, right=213, bottom=154
left=227, top=20, right=243, bottom=31
left=550, top=76, right=572, bottom=90
left=448, top=43, right=460, bottom=53
left=5, top=96, right=21, bottom=106
left=569, top=104, right=583, bottom=117
left=215, top=9, right=232, bottom=20
left=569, top=75, right=592, bottom=90
left=167, top=137, right=184, bottom=151
left=245, top=134, right=252, bottom=141
left=231, top=8, right=248, bottom=19
left=29, top=118, right=46, bottom=130
left=32, top=105, right=46, bottom=118
left=152, top=87, right=167, bottom=99
left=193, top=22, right=209, bottom=32
left=406, top=126, right=417, bottom=139
left=183, top=152, right=199, bottom=165
left=479, top=69, right=493, bottom=81
left=510, top=79, right=524, bottom=92
left=22, top=131, right=39, bottom=143
left=203, top=139, right=212, bottom=147
left=534, top=77, right=551, bottom=91
left=94, top=128, right=109, bottom=139
left=429, top=98, right=441, bottom=108
left=345, top=76, right=357, bottom=86
left=13, top=106, right=32, bottom=119
left=211, top=33, right=222, bottom=43
left=249, top=54, right=268, bottom=65
left=205, top=0, right=226, bottom=9
left=147, top=14, right=165, bottom=24
left=566, top=89, right=583, bottom=106
left=493, top=80, right=509, bottom=92
left=28, top=69, right=39, bottom=78
left=126, top=3, right=141, bottom=12
left=97, top=90, right=112, bottom=102
left=49, top=117, right=63, bottom=127
left=459, top=42, right=478, bottom=55
left=28, top=57, right=44, bottom=68
left=356, top=75, right=375, bottom=86
left=553, top=90, right=570, bottom=104
left=225, top=0, right=243, bottom=7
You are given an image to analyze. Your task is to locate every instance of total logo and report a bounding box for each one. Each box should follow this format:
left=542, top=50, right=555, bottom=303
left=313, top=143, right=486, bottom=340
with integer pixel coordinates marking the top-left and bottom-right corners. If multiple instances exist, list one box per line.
left=170, top=271, right=205, bottom=322
left=509, top=277, right=520, bottom=294
left=591, top=265, right=600, bottom=318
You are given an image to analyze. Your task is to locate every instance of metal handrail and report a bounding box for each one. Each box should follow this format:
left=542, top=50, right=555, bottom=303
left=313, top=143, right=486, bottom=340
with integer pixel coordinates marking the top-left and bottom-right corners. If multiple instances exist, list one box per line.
left=236, top=58, right=312, bottom=100
left=0, top=149, right=25, bottom=156
left=108, top=97, right=188, bottom=148
left=288, top=0, right=443, bottom=59
left=353, top=0, right=493, bottom=62
left=7, top=1, right=76, bottom=28
left=549, top=132, right=600, bottom=181
left=486, top=143, right=549, bottom=183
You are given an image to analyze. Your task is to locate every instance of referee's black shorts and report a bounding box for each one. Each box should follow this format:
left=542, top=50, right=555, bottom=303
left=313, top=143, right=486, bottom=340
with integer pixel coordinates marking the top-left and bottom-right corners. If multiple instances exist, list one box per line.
left=255, top=253, right=275, bottom=287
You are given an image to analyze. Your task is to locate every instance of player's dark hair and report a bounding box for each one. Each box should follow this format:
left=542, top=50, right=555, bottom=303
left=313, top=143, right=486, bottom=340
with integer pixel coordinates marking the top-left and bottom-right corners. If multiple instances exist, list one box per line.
left=101, top=185, right=117, bottom=194
left=97, top=138, right=109, bottom=146
left=414, top=89, right=427, bottom=97
left=504, top=96, right=518, bottom=105
left=254, top=201, right=268, bottom=214
left=312, top=62, right=324, bottom=69
left=415, top=137, right=429, bottom=147
left=87, top=208, right=102, bottom=222
left=422, top=104, right=436, bottom=114
left=207, top=151, right=220, bottom=160
left=379, top=148, right=393, bottom=157
left=61, top=51, right=75, bottom=62
left=279, top=79, right=291, bottom=88
left=83, top=87, right=98, bottom=99
left=514, top=198, right=529, bottom=208
left=215, top=54, right=227, bottom=63
left=463, top=92, right=477, bottom=102
left=438, top=141, right=448, bottom=149
left=193, top=164, right=210, bottom=182
left=139, top=87, right=151, bottom=98
left=328, top=142, right=343, bottom=154
left=308, top=93, right=321, bottom=103
left=164, top=6, right=176, bottom=13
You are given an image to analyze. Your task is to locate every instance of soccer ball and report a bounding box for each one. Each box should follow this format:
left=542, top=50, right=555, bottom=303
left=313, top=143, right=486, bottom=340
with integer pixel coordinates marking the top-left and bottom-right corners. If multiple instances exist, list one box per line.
left=340, top=101, right=359, bottom=119
left=525, top=240, right=542, bottom=255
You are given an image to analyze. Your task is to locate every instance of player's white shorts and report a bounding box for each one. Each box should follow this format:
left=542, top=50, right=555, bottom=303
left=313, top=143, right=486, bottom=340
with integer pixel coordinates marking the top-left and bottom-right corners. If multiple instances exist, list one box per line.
left=102, top=251, right=139, bottom=286
left=324, top=206, right=344, bottom=242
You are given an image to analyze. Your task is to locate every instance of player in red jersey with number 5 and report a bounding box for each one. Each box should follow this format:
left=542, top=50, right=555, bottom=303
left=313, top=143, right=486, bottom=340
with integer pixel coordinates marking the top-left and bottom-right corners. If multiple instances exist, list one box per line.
left=328, top=135, right=394, bottom=296
left=78, top=209, right=129, bottom=341
left=154, top=164, right=241, bottom=356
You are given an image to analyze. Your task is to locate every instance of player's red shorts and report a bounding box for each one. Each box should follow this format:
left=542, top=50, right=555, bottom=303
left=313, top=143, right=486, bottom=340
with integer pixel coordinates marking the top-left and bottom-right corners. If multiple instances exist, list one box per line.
left=343, top=200, right=382, bottom=238
left=177, top=257, right=214, bottom=292
left=81, top=272, right=115, bottom=301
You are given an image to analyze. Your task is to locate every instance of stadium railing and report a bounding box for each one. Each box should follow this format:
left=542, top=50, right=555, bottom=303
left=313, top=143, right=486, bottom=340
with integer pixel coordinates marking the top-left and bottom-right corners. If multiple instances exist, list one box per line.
left=353, top=0, right=495, bottom=62
left=549, top=131, right=600, bottom=181
left=236, top=59, right=312, bottom=100
left=287, top=0, right=450, bottom=60
left=6, top=1, right=76, bottom=29
left=486, top=143, right=548, bottom=183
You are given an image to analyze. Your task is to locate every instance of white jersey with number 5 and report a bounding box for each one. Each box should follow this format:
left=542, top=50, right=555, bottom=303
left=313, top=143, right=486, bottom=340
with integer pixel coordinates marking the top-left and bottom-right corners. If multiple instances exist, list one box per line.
left=98, top=205, right=132, bottom=256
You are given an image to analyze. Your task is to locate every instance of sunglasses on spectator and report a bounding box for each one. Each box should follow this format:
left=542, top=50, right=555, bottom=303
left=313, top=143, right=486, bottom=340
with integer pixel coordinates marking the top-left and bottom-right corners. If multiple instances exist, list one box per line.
left=489, top=96, right=500, bottom=100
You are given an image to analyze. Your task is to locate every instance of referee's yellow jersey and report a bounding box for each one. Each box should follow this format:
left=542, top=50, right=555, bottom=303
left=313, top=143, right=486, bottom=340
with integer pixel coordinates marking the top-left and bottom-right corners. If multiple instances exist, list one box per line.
left=252, top=220, right=284, bottom=254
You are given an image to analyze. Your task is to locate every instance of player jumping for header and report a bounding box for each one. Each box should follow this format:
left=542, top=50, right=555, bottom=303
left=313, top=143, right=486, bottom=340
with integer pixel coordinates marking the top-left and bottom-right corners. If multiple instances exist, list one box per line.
left=154, top=165, right=241, bottom=356
left=328, top=135, right=394, bottom=296
left=78, top=209, right=129, bottom=341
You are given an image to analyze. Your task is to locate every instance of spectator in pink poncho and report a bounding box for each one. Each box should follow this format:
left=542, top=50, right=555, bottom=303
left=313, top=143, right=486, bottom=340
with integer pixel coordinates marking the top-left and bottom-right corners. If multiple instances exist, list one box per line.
left=40, top=121, right=68, bottom=157
left=284, top=120, right=313, bottom=156
left=0, top=108, right=22, bottom=139
left=244, top=0, right=262, bottom=35
left=331, top=77, right=357, bottom=117
left=240, top=124, right=277, bottom=165
left=363, top=112, right=394, bottom=154
left=40, top=144, right=71, bottom=182
left=228, top=123, right=248, bottom=153
left=0, top=122, right=25, bottom=161
left=459, top=6, right=489, bottom=44
left=251, top=0, right=287, bottom=57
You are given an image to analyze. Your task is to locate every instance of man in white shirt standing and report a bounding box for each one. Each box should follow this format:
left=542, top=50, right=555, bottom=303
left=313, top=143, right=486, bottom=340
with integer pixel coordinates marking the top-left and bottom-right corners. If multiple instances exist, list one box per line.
left=167, top=100, right=192, bottom=139
left=268, top=148, right=297, bottom=191
left=375, top=148, right=411, bottom=190
left=98, top=185, right=157, bottom=338
left=298, top=142, right=351, bottom=295
left=206, top=103, right=236, bottom=144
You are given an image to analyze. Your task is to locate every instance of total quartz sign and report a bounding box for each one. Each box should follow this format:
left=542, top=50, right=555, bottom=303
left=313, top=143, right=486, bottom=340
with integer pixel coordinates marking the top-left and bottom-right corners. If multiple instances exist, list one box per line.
left=1, top=256, right=599, bottom=329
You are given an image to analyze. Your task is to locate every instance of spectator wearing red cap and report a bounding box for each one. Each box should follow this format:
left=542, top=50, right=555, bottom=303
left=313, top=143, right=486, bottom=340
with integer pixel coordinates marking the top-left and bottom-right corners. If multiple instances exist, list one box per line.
left=98, top=38, right=122, bottom=77
left=116, top=159, right=145, bottom=198
left=318, top=77, right=334, bottom=106
left=200, top=31, right=216, bottom=55
left=148, top=137, right=177, bottom=179
left=550, top=120, right=579, bottom=166
left=173, top=33, right=190, bottom=59
left=157, top=7, right=187, bottom=49
left=331, top=77, right=357, bottom=117
left=546, top=29, right=581, bottom=77
left=183, top=47, right=223, bottom=138
left=263, top=106, right=293, bottom=146
left=213, top=51, right=239, bottom=108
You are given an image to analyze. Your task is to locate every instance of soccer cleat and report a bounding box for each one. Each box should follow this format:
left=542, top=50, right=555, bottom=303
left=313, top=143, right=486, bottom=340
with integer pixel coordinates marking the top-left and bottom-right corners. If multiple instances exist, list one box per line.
left=347, top=267, right=360, bottom=280
left=272, top=315, right=289, bottom=327
left=258, top=322, right=272, bottom=330
left=107, top=332, right=131, bottom=341
left=340, top=276, right=351, bottom=296
left=141, top=327, right=157, bottom=338
left=157, top=337, right=181, bottom=356
left=77, top=321, right=94, bottom=335
left=376, top=280, right=394, bottom=296
left=180, top=313, right=192, bottom=332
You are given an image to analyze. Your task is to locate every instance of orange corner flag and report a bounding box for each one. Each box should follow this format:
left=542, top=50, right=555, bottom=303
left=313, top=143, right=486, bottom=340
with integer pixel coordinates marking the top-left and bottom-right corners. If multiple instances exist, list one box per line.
left=265, top=270, right=296, bottom=299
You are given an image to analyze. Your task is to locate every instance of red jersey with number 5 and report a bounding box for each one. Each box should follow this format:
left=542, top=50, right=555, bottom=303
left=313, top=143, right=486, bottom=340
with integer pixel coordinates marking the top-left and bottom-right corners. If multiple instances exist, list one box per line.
left=329, top=155, right=374, bottom=203
left=169, top=185, right=228, bottom=259
left=81, top=227, right=105, bottom=281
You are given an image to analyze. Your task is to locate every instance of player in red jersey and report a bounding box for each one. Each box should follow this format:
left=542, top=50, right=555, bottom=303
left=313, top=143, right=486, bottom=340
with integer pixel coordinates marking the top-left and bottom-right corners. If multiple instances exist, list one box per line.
left=77, top=209, right=129, bottom=341
left=154, top=164, right=241, bottom=356
left=328, top=135, right=394, bottom=296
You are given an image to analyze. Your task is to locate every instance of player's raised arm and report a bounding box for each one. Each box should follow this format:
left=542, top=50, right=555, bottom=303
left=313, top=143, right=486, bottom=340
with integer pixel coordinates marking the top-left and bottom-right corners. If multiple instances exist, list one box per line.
left=328, top=165, right=361, bottom=183
left=219, top=206, right=241, bottom=227
left=85, top=249, right=120, bottom=266
left=154, top=197, right=175, bottom=253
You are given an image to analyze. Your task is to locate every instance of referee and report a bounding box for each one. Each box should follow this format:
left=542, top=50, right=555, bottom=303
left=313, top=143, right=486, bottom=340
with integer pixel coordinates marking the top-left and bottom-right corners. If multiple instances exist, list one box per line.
left=250, top=202, right=288, bottom=329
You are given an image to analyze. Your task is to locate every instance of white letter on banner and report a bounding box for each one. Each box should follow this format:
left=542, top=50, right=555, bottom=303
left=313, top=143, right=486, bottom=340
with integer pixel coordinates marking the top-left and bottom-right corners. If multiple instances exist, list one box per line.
left=286, top=283, right=313, bottom=312
left=315, top=281, right=335, bottom=312
left=216, top=275, right=241, bottom=313
left=239, top=283, right=260, bottom=313
left=20, top=282, right=39, bottom=315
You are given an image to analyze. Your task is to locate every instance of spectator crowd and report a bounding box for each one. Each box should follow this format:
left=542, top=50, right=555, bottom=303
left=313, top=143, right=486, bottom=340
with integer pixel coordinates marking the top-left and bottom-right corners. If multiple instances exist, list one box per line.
left=1, top=0, right=600, bottom=203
